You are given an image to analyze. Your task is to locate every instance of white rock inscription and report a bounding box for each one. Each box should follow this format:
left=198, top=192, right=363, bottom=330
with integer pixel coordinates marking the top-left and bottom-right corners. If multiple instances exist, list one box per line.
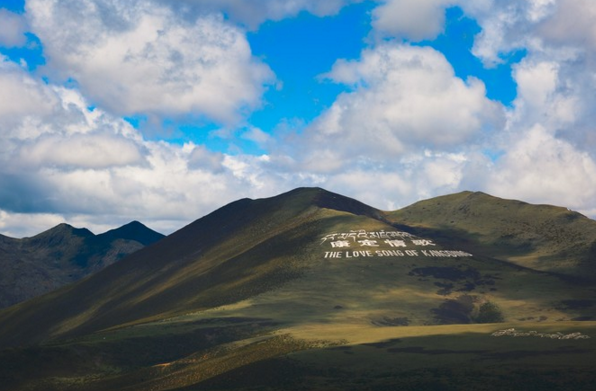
left=320, top=229, right=472, bottom=259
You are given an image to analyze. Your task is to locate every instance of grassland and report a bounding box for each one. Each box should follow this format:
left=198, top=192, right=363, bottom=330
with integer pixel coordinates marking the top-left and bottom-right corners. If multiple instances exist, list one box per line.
left=2, top=318, right=595, bottom=390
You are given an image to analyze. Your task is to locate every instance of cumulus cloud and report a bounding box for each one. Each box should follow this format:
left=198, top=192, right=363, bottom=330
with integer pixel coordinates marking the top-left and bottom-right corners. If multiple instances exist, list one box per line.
left=0, top=56, right=56, bottom=122
left=368, top=1, right=554, bottom=64
left=295, top=44, right=503, bottom=171
left=18, top=133, right=145, bottom=169
left=160, top=0, right=361, bottom=30
left=0, top=9, right=28, bottom=47
left=486, top=125, right=596, bottom=211
left=539, top=0, right=596, bottom=50
left=26, top=0, right=274, bottom=124
left=372, top=0, right=452, bottom=41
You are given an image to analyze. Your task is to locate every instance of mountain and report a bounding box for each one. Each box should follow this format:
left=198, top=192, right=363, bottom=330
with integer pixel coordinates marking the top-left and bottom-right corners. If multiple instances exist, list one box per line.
left=0, top=187, right=595, bottom=391
left=0, top=221, right=165, bottom=309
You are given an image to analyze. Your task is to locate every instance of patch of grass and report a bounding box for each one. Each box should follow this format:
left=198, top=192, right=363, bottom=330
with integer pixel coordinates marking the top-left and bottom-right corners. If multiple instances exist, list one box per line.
left=475, top=302, right=505, bottom=323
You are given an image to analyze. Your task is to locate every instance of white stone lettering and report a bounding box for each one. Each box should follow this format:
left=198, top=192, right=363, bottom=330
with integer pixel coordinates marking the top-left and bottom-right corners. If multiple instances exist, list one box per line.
left=411, top=239, right=435, bottom=246
left=385, top=239, right=407, bottom=248
left=346, top=250, right=373, bottom=258
left=319, top=229, right=472, bottom=259
left=358, top=239, right=379, bottom=247
left=331, top=240, right=351, bottom=248
left=375, top=250, right=405, bottom=257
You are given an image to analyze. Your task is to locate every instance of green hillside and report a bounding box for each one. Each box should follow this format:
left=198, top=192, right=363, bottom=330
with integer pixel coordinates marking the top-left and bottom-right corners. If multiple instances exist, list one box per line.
left=0, top=188, right=595, bottom=390
left=388, top=191, right=596, bottom=279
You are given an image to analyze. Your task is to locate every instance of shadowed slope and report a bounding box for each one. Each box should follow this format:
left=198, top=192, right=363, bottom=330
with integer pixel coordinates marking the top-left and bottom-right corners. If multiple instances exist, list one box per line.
left=0, top=188, right=385, bottom=348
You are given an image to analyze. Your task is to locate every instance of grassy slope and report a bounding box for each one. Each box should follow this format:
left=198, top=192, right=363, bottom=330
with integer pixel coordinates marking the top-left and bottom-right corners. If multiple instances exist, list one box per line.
left=0, top=188, right=361, bottom=347
left=387, top=191, right=596, bottom=279
left=1, top=188, right=596, bottom=390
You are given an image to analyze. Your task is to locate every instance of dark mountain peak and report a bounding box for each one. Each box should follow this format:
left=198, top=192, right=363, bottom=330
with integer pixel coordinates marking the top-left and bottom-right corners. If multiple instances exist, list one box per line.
left=267, top=187, right=384, bottom=220
left=97, top=221, right=164, bottom=246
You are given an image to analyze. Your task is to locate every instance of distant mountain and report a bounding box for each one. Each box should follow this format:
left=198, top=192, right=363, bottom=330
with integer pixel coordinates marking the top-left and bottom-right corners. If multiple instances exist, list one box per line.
left=0, top=188, right=595, bottom=391
left=0, top=221, right=164, bottom=309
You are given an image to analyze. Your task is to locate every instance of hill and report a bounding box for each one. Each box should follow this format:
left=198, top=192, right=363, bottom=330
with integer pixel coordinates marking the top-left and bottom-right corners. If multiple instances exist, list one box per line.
left=387, top=191, right=596, bottom=279
left=0, top=221, right=165, bottom=309
left=0, top=187, right=595, bottom=390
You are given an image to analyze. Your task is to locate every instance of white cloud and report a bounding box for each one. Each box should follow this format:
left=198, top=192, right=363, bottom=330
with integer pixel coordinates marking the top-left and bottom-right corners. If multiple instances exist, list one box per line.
left=187, top=144, right=225, bottom=172
left=510, top=59, right=580, bottom=132
left=372, top=0, right=452, bottom=41
left=297, top=44, right=503, bottom=171
left=486, top=125, right=596, bottom=211
left=18, top=133, right=145, bottom=169
left=159, top=0, right=360, bottom=30
left=460, top=0, right=594, bottom=67
left=0, top=56, right=56, bottom=122
left=26, top=0, right=274, bottom=124
left=241, top=126, right=272, bottom=147
left=319, top=150, right=470, bottom=211
left=0, top=9, right=28, bottom=47
left=537, top=0, right=596, bottom=50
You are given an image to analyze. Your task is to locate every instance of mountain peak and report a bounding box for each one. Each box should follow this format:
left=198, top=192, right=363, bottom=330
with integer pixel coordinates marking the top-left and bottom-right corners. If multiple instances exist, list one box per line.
left=269, top=187, right=384, bottom=220
left=97, top=221, right=164, bottom=246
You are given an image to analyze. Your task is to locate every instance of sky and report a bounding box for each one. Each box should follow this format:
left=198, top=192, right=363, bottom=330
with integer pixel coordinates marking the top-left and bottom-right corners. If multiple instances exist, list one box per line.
left=1, top=0, right=596, bottom=237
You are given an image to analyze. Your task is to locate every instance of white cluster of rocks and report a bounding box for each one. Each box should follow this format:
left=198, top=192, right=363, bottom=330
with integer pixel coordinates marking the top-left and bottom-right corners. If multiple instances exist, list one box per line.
left=491, top=328, right=590, bottom=340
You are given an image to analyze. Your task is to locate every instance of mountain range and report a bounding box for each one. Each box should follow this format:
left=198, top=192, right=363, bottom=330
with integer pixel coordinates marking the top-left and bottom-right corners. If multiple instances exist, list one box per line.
left=0, top=221, right=164, bottom=309
left=0, top=187, right=595, bottom=390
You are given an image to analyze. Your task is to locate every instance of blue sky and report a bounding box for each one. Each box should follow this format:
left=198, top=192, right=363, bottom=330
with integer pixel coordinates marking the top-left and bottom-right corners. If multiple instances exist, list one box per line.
left=1, top=0, right=596, bottom=236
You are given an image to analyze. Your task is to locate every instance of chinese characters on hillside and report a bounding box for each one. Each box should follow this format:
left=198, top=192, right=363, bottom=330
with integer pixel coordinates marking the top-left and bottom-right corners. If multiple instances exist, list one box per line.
left=320, top=229, right=472, bottom=259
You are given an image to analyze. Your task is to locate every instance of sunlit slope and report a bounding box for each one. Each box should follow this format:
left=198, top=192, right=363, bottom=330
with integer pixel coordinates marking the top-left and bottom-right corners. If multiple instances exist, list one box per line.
left=388, top=191, right=596, bottom=279
left=188, top=212, right=595, bottom=330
